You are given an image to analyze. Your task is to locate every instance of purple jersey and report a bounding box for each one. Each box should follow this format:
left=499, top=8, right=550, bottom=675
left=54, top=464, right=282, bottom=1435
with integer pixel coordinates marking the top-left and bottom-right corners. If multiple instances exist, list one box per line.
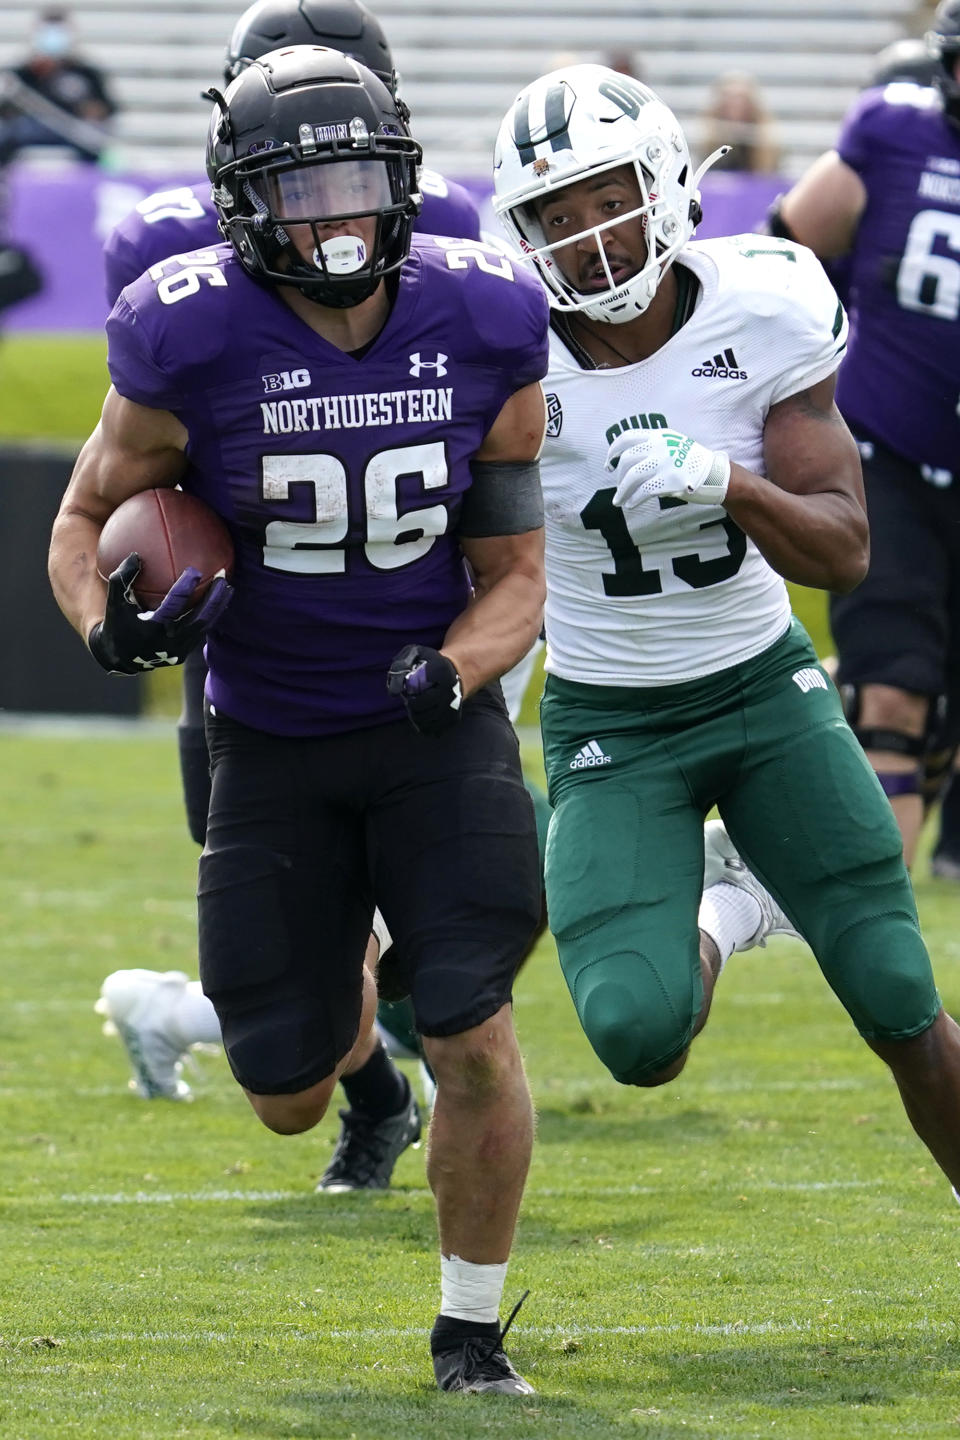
left=102, top=167, right=481, bottom=305
left=106, top=236, right=548, bottom=737
left=835, top=83, right=960, bottom=472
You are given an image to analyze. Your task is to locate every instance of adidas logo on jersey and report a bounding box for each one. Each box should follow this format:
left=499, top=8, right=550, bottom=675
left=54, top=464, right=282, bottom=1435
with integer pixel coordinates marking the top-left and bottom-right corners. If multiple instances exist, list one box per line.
left=570, top=740, right=612, bottom=770
left=792, top=667, right=828, bottom=694
left=691, top=347, right=747, bottom=380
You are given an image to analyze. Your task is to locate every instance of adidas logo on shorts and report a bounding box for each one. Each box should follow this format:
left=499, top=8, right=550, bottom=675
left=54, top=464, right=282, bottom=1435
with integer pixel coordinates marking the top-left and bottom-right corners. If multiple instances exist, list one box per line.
left=570, top=740, right=612, bottom=770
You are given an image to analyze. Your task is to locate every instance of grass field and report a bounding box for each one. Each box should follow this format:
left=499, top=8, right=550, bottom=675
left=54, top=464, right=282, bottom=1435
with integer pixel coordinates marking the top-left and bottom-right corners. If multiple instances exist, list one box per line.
left=2, top=724, right=959, bottom=1440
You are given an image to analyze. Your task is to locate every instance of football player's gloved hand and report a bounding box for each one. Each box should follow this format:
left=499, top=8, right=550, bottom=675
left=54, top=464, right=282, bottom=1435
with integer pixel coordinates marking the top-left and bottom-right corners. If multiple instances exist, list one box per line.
left=606, top=428, right=731, bottom=520
left=387, top=644, right=463, bottom=737
left=88, top=553, right=233, bottom=676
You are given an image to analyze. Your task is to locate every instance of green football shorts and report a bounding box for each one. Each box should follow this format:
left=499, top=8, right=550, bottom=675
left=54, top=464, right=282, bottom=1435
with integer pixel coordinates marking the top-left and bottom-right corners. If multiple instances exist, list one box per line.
left=541, top=620, right=940, bottom=1085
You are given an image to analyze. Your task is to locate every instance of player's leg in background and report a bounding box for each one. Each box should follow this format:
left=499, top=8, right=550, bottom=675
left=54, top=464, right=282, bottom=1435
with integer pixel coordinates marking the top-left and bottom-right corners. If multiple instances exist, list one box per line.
left=931, top=760, right=960, bottom=878
left=96, top=651, right=220, bottom=1098
left=99, top=667, right=419, bottom=1186
left=927, top=667, right=960, bottom=879
left=316, top=911, right=422, bottom=1194
left=829, top=437, right=954, bottom=868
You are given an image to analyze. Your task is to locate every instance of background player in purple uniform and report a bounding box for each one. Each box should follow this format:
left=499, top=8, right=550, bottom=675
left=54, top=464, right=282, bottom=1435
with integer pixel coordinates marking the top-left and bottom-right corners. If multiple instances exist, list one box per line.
left=95, top=0, right=485, bottom=1196
left=50, top=48, right=548, bottom=1396
left=773, top=0, right=960, bottom=873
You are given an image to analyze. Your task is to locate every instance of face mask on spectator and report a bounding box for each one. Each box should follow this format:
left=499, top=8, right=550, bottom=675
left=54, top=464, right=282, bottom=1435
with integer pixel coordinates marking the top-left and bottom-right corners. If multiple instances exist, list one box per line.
left=34, top=23, right=71, bottom=59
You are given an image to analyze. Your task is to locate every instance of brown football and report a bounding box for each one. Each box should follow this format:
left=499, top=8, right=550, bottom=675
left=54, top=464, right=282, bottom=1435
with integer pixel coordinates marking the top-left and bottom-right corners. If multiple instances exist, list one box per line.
left=97, top=488, right=234, bottom=610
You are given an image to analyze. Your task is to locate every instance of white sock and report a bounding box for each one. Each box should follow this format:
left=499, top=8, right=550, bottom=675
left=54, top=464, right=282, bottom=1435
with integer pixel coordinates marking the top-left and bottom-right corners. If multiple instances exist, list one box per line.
left=440, top=1253, right=507, bottom=1324
left=698, top=882, right=763, bottom=965
left=173, top=981, right=223, bottom=1046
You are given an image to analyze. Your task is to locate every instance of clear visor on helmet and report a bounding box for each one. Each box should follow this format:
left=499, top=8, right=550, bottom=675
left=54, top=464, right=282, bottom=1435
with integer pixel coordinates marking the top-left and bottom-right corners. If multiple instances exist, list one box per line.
left=263, top=159, right=395, bottom=222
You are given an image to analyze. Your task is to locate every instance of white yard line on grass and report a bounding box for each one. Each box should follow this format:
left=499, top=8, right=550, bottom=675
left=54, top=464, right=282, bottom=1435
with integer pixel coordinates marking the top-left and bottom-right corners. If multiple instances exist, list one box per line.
left=48, top=1177, right=889, bottom=1206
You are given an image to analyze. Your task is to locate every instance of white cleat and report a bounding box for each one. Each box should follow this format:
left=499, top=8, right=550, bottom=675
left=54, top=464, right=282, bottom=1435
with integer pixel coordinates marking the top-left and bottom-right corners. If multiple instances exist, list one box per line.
left=703, top=820, right=803, bottom=948
left=95, top=969, right=193, bottom=1100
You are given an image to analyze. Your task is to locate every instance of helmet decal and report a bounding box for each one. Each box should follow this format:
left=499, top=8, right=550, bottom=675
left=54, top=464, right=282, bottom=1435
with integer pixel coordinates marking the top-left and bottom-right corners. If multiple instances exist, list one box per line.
left=511, top=83, right=575, bottom=166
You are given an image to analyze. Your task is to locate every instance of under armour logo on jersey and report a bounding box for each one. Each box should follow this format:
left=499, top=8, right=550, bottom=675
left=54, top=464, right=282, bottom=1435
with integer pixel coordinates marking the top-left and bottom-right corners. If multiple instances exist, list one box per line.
left=691, top=347, right=747, bottom=380
left=792, top=667, right=828, bottom=694
left=545, top=392, right=563, bottom=438
left=409, top=352, right=448, bottom=378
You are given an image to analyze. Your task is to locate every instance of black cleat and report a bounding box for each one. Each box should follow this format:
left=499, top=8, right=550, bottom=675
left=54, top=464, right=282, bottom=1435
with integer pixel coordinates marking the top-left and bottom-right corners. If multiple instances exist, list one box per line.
left=316, top=1084, right=421, bottom=1193
left=432, top=1291, right=535, bottom=1395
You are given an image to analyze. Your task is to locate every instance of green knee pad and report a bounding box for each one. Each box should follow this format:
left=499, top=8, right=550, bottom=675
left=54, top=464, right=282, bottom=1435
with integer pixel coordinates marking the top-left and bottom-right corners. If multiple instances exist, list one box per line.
left=545, top=782, right=704, bottom=1083
left=818, top=910, right=940, bottom=1041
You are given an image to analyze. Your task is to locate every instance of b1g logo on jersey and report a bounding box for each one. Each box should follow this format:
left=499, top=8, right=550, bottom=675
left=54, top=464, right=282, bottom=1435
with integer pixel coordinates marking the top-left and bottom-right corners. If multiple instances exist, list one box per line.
left=691, top=347, right=747, bottom=380
left=262, top=368, right=311, bottom=394
left=545, top=392, right=563, bottom=438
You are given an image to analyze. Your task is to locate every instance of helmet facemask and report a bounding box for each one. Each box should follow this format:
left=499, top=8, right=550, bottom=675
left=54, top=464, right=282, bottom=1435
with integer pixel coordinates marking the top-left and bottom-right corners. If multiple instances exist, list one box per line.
left=509, top=151, right=690, bottom=323
left=216, top=141, right=419, bottom=306
left=493, top=65, right=726, bottom=324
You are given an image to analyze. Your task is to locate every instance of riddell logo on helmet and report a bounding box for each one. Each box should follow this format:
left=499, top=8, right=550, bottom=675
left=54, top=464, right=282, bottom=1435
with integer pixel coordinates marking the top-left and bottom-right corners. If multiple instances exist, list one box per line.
left=692, top=347, right=747, bottom=380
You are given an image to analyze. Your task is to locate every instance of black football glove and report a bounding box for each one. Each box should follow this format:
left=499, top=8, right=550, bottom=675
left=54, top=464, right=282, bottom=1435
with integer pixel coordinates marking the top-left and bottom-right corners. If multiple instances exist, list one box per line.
left=386, top=644, right=463, bottom=737
left=88, top=552, right=233, bottom=676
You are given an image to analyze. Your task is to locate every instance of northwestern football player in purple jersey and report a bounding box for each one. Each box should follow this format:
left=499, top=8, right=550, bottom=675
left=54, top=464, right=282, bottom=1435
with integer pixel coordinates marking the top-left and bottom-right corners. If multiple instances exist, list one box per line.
left=95, top=0, right=486, bottom=1196
left=776, top=0, right=960, bottom=873
left=50, top=49, right=549, bottom=1395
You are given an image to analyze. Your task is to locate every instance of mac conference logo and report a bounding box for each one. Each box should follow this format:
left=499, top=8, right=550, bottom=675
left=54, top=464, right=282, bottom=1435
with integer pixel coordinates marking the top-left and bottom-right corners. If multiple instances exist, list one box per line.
left=545, top=392, right=563, bottom=437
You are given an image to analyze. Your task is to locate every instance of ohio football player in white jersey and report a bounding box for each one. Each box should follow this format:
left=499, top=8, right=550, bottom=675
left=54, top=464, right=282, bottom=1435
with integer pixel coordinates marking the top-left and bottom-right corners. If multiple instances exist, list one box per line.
left=492, top=65, right=960, bottom=1213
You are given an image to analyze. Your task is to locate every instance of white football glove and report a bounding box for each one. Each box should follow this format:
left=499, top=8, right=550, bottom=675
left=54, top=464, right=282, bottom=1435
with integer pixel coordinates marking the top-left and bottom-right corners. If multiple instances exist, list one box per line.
left=606, top=429, right=731, bottom=518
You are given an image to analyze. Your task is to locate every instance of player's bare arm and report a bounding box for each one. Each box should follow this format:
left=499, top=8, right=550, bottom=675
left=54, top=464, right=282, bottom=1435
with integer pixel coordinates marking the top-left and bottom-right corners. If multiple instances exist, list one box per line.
left=778, top=150, right=867, bottom=258
left=440, top=380, right=547, bottom=696
left=48, top=387, right=188, bottom=642
left=722, top=374, right=868, bottom=593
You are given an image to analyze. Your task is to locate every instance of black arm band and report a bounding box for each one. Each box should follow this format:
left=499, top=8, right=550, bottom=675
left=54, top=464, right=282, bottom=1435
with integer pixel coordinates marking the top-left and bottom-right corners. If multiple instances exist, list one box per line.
left=766, top=195, right=800, bottom=244
left=459, top=458, right=544, bottom=538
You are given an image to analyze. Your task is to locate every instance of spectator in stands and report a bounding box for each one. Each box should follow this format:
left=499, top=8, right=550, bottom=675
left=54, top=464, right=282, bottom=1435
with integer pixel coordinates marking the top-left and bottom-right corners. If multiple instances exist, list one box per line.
left=0, top=7, right=116, bottom=164
left=698, top=70, right=780, bottom=173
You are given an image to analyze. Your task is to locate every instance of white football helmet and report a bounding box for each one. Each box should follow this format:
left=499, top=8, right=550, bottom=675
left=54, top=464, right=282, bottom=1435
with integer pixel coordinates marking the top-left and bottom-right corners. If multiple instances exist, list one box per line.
left=493, top=65, right=726, bottom=323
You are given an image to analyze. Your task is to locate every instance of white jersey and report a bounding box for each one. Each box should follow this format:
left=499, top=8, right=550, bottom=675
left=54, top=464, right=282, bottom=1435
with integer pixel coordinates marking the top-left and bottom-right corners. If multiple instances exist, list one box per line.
left=540, top=235, right=848, bottom=686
